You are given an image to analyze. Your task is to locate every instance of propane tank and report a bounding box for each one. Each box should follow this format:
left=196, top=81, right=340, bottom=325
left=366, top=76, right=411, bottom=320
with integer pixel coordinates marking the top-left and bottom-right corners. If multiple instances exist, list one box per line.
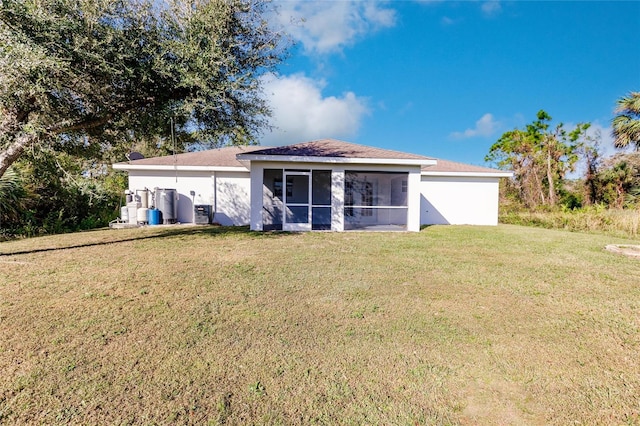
left=120, top=206, right=129, bottom=222
left=137, top=207, right=149, bottom=224
left=127, top=201, right=140, bottom=225
left=136, top=189, right=149, bottom=209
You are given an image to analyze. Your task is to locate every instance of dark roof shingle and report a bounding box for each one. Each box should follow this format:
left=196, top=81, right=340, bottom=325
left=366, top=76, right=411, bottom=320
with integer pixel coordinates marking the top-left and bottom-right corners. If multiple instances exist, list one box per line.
left=422, top=158, right=507, bottom=174
left=115, top=145, right=262, bottom=168
left=114, top=139, right=507, bottom=175
left=246, top=139, right=433, bottom=161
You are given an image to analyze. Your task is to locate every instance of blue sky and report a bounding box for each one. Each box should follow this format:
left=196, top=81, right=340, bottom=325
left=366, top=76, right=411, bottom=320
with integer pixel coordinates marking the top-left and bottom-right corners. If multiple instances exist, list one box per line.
left=260, top=0, right=640, bottom=168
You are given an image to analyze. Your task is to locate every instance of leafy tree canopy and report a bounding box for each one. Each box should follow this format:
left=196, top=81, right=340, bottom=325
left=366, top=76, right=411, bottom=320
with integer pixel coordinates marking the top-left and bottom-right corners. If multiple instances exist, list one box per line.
left=0, top=0, right=287, bottom=178
left=486, top=110, right=590, bottom=208
left=612, top=91, right=640, bottom=150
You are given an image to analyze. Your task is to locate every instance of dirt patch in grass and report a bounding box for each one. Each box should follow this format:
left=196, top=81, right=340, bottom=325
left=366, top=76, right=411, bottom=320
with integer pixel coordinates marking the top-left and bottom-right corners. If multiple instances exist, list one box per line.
left=1, top=225, right=639, bottom=424
left=605, top=244, right=640, bottom=258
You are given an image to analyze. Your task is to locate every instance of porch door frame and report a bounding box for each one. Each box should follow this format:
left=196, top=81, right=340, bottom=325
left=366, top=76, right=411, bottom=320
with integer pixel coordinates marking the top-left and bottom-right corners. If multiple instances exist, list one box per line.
left=283, top=170, right=312, bottom=231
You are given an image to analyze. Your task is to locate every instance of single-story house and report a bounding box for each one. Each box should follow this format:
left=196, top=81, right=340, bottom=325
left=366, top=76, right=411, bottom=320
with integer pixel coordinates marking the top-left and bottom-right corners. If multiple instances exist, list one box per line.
left=112, top=139, right=512, bottom=231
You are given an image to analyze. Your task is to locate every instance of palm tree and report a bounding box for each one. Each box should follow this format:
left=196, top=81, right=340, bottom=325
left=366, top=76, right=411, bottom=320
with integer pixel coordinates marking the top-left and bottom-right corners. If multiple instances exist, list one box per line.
left=0, top=168, right=26, bottom=228
left=612, top=91, right=640, bottom=149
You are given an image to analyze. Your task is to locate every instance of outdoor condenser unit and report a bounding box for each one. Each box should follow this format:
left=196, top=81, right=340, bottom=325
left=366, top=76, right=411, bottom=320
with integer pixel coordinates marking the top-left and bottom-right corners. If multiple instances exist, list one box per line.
left=194, top=204, right=212, bottom=225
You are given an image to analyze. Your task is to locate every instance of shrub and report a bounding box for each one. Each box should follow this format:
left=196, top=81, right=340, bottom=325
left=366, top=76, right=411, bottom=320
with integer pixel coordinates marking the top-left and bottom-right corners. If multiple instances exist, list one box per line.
left=499, top=206, right=640, bottom=238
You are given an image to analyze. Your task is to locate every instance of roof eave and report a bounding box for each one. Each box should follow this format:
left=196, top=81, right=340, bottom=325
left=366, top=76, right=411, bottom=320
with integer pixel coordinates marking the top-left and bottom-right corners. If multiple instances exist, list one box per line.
left=112, top=164, right=249, bottom=172
left=421, top=171, right=513, bottom=178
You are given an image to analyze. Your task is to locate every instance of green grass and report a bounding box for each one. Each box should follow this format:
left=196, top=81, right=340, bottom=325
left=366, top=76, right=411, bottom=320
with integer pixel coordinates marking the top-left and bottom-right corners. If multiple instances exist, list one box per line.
left=1, top=225, right=639, bottom=425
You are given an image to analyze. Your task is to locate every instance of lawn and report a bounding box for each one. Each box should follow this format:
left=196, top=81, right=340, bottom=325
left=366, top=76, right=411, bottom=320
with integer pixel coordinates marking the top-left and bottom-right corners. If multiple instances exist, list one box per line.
left=1, top=225, right=639, bottom=425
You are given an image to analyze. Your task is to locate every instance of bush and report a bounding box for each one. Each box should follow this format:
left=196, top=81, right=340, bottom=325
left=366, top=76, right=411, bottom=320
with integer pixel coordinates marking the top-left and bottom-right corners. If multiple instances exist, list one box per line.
left=1, top=154, right=124, bottom=239
left=499, top=205, right=640, bottom=238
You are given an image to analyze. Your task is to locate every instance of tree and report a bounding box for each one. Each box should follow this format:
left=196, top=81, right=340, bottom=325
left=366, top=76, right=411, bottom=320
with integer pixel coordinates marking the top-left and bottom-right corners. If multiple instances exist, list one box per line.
left=486, top=110, right=588, bottom=208
left=612, top=91, right=640, bottom=150
left=0, top=167, right=26, bottom=232
left=486, top=128, right=545, bottom=207
left=598, top=161, right=635, bottom=208
left=592, top=152, right=640, bottom=208
left=578, top=128, right=602, bottom=205
left=0, top=0, right=287, bottom=179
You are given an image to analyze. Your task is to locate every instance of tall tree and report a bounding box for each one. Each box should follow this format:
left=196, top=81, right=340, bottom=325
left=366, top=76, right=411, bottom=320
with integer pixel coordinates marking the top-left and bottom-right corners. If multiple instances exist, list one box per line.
left=592, top=152, right=640, bottom=208
left=0, top=0, right=287, bottom=179
left=486, top=110, right=588, bottom=208
left=486, top=128, right=545, bottom=207
left=578, top=128, right=602, bottom=205
left=612, top=91, right=640, bottom=150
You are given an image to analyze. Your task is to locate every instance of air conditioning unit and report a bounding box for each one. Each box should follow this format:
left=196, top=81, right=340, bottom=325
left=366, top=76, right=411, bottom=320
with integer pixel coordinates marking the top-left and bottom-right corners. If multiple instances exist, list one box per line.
left=194, top=204, right=212, bottom=225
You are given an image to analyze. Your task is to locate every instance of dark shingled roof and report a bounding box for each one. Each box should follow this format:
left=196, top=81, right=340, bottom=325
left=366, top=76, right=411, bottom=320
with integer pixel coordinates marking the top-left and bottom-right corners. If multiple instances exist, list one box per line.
left=115, top=145, right=262, bottom=168
left=114, top=140, right=506, bottom=175
left=245, top=139, right=434, bottom=161
left=421, top=158, right=506, bottom=174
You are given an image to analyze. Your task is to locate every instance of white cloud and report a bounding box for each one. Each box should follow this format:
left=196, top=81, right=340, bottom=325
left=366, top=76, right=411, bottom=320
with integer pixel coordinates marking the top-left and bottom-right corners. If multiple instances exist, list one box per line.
left=441, top=16, right=457, bottom=26
left=272, top=1, right=396, bottom=54
left=564, top=121, right=624, bottom=159
left=584, top=121, right=635, bottom=160
left=260, top=73, right=369, bottom=146
left=450, top=113, right=500, bottom=139
left=588, top=122, right=615, bottom=157
left=481, top=1, right=502, bottom=16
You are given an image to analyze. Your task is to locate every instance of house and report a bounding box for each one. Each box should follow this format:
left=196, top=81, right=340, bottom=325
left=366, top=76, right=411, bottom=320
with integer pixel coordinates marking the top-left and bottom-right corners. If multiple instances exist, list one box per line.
left=112, top=139, right=512, bottom=231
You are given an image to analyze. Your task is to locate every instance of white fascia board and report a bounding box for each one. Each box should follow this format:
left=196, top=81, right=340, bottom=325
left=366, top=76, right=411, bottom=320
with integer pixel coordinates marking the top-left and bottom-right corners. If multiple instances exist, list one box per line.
left=236, top=154, right=437, bottom=167
left=421, top=171, right=513, bottom=178
left=112, top=164, right=248, bottom=172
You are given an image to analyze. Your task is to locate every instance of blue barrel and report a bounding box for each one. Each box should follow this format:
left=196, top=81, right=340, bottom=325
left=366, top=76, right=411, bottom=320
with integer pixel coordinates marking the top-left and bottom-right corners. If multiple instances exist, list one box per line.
left=148, top=209, right=161, bottom=225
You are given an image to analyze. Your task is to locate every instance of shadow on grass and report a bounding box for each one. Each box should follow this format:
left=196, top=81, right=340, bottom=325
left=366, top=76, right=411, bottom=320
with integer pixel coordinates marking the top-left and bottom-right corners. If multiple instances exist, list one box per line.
left=420, top=224, right=438, bottom=230
left=0, top=225, right=296, bottom=257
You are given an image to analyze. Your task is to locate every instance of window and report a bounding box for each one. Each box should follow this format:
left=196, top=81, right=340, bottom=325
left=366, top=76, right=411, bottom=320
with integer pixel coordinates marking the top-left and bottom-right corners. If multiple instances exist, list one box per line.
left=263, top=169, right=284, bottom=230
left=263, top=168, right=332, bottom=230
left=362, top=181, right=373, bottom=216
left=344, top=171, right=409, bottom=230
left=345, top=181, right=354, bottom=217
left=312, top=170, right=332, bottom=230
left=274, top=177, right=283, bottom=198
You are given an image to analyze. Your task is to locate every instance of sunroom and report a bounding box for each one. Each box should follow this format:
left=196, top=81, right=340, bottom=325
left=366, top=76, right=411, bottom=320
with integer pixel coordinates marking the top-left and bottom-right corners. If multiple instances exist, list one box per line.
left=238, top=140, right=436, bottom=232
left=260, top=168, right=413, bottom=231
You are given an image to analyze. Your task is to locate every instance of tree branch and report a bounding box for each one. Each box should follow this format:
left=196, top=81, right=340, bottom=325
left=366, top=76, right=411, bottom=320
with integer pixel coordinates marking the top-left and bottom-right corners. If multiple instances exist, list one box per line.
left=49, top=114, right=113, bottom=134
left=0, top=133, right=37, bottom=178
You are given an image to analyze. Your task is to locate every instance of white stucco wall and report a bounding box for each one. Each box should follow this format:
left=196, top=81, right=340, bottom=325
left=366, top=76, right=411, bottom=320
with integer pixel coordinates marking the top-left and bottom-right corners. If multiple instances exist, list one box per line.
left=420, top=175, right=500, bottom=226
left=126, top=170, right=250, bottom=225
left=125, top=166, right=501, bottom=229
left=214, top=172, right=251, bottom=226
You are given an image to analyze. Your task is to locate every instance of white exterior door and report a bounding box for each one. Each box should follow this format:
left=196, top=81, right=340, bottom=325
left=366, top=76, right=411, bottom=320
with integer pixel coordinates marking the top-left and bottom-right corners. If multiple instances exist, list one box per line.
left=283, top=171, right=312, bottom=231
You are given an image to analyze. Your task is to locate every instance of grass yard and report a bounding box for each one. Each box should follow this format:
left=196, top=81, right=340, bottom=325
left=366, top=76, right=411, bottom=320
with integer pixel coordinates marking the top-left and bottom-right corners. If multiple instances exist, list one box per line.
left=1, top=225, right=639, bottom=425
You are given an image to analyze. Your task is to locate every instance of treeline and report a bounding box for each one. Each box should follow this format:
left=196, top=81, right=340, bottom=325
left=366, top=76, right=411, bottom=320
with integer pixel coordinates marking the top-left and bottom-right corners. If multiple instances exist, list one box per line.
left=0, top=136, right=192, bottom=239
left=0, top=152, right=123, bottom=239
left=488, top=92, right=640, bottom=235
left=488, top=112, right=640, bottom=211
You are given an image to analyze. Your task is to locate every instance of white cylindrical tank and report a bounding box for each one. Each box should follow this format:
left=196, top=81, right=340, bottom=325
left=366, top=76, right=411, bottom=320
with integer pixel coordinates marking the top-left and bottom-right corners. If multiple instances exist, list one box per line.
left=136, top=189, right=149, bottom=208
left=120, top=206, right=129, bottom=222
left=127, top=201, right=140, bottom=225
left=137, top=207, right=149, bottom=224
